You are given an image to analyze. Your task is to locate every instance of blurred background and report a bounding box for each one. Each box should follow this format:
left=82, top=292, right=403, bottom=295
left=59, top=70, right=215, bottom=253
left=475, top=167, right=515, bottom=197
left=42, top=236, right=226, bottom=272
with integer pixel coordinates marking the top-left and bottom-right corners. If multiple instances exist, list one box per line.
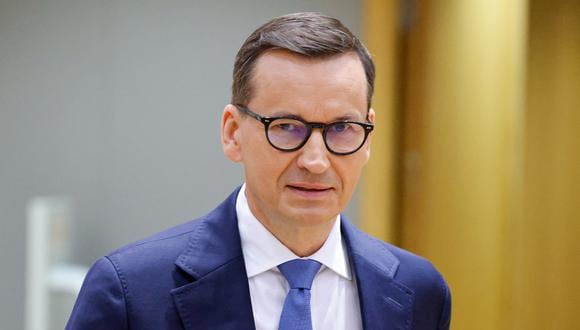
left=0, top=0, right=578, bottom=329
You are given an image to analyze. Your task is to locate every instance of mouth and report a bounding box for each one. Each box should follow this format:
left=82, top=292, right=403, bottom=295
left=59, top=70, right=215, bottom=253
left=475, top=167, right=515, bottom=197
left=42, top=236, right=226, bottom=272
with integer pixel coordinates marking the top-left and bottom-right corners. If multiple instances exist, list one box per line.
left=287, top=184, right=333, bottom=195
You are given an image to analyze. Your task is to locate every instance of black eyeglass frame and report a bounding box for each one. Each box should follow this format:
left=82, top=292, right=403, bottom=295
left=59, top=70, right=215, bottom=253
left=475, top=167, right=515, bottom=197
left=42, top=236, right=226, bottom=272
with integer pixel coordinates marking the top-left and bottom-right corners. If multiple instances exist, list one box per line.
left=235, top=105, right=374, bottom=155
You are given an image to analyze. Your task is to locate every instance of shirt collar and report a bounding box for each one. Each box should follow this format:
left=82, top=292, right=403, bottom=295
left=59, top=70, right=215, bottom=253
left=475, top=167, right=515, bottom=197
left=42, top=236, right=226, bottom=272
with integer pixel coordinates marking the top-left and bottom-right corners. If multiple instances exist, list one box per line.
left=236, top=183, right=352, bottom=280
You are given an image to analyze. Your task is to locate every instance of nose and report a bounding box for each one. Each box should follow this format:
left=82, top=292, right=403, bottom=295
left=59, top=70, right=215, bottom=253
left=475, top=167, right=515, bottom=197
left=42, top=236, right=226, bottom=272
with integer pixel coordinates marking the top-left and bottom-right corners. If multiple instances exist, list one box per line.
left=296, top=131, right=330, bottom=174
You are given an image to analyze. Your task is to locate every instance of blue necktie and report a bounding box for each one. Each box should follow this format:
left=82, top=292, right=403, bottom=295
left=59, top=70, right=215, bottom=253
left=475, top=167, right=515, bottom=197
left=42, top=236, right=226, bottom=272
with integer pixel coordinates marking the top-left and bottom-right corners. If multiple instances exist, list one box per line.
left=278, top=259, right=322, bottom=330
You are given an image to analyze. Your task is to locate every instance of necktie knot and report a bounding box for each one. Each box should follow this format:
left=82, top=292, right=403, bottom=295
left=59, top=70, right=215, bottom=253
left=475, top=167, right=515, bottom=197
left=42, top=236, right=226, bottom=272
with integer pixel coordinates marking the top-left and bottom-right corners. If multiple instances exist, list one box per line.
left=278, top=259, right=321, bottom=290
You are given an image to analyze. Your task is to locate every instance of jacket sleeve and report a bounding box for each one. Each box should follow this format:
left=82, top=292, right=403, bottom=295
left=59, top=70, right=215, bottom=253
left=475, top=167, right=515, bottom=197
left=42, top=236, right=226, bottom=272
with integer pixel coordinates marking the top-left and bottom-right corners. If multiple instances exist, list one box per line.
left=66, top=256, right=129, bottom=329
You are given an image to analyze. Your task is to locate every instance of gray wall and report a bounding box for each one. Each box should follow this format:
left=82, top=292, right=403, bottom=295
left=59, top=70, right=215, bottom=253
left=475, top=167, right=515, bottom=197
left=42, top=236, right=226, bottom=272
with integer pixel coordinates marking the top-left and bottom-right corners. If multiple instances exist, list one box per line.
left=0, top=0, right=361, bottom=328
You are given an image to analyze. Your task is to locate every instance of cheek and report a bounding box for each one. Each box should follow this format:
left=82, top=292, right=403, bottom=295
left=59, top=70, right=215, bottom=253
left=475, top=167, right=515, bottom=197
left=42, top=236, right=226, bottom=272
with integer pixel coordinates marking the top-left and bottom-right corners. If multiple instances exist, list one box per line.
left=243, top=145, right=288, bottom=185
left=336, top=158, right=366, bottom=191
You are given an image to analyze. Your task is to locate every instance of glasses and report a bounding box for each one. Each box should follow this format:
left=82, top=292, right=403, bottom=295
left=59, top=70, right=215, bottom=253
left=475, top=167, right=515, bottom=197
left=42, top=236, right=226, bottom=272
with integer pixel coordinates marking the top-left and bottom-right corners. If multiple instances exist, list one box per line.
left=236, top=106, right=374, bottom=155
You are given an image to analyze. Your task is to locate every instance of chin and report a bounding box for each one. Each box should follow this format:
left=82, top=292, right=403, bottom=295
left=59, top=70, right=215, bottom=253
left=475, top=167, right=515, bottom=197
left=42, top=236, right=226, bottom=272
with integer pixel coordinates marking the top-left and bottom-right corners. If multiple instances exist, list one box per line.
left=283, top=206, right=339, bottom=226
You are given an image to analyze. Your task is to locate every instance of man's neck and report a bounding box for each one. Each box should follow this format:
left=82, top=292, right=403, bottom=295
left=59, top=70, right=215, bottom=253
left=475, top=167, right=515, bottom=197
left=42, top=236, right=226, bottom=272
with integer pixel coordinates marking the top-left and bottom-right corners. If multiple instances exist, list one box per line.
left=258, top=218, right=336, bottom=257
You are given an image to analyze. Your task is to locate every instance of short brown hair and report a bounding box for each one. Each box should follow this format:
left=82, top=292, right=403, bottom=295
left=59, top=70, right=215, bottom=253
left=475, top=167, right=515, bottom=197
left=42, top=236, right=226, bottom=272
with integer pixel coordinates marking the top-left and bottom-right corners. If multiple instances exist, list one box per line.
left=231, top=12, right=375, bottom=110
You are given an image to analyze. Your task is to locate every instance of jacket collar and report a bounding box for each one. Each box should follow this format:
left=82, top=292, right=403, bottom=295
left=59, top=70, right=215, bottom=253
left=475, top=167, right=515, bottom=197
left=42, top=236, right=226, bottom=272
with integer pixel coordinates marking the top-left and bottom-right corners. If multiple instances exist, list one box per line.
left=171, top=187, right=414, bottom=330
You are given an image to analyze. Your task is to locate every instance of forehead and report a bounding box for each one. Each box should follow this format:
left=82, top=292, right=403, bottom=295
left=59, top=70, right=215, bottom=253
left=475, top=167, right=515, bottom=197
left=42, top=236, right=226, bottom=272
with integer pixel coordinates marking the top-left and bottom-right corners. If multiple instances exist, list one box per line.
left=248, top=50, right=368, bottom=119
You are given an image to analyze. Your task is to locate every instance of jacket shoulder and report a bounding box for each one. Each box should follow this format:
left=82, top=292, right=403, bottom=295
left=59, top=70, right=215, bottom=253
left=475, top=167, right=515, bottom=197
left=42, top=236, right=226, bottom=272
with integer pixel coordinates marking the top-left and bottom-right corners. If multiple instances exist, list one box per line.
left=342, top=219, right=451, bottom=328
left=104, top=217, right=204, bottom=275
left=384, top=243, right=446, bottom=284
left=381, top=241, right=451, bottom=330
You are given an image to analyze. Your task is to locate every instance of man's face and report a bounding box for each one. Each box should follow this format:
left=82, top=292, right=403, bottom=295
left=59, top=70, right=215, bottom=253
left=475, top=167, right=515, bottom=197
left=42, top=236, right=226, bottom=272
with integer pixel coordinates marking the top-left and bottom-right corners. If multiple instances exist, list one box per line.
left=223, top=50, right=374, bottom=229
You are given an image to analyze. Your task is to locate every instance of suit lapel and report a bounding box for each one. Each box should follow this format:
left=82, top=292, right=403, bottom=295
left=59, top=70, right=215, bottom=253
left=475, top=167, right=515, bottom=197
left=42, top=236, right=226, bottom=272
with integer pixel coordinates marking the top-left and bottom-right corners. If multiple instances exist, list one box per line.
left=171, top=188, right=255, bottom=330
left=342, top=219, right=415, bottom=330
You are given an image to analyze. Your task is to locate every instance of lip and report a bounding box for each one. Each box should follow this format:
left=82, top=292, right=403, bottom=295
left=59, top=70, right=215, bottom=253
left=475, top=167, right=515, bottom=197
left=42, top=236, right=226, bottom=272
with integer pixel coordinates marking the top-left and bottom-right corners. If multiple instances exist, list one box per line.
left=286, top=183, right=333, bottom=199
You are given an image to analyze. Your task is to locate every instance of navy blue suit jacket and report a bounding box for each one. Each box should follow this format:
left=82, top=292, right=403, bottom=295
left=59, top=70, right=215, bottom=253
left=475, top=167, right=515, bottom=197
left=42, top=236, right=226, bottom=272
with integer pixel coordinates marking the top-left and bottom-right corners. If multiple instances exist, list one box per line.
left=67, top=188, right=451, bottom=329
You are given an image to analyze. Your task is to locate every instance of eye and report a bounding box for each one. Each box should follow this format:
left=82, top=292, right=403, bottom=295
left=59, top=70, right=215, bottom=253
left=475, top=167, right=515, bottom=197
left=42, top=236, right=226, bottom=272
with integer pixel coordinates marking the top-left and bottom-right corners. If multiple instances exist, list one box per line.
left=330, top=122, right=351, bottom=133
left=278, top=123, right=299, bottom=132
left=269, top=120, right=308, bottom=139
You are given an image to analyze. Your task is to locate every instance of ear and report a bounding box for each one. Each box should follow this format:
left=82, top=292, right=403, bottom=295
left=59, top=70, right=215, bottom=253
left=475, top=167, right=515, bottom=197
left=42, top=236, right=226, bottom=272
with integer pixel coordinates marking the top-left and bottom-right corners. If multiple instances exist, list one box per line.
left=221, top=104, right=243, bottom=162
left=363, top=108, right=375, bottom=161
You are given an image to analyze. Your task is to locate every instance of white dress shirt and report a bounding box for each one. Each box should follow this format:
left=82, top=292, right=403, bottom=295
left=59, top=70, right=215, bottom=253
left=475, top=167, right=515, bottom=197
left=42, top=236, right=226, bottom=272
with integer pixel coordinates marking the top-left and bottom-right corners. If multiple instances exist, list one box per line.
left=236, top=184, right=363, bottom=330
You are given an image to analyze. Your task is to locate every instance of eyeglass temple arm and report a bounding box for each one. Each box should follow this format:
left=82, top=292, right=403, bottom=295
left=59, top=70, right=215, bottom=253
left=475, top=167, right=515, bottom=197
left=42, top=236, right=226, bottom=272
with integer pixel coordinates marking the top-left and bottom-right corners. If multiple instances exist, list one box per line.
left=235, top=105, right=270, bottom=123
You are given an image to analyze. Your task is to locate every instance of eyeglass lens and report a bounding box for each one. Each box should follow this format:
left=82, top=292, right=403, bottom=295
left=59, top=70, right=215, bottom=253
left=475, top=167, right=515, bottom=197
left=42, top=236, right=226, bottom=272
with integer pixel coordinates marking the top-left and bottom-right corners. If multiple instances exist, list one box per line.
left=267, top=118, right=366, bottom=154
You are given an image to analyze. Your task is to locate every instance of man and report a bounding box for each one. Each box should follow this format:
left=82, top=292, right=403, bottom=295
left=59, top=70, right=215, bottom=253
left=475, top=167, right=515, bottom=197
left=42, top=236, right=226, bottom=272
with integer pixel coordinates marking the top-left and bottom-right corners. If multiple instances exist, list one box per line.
left=67, top=12, right=451, bottom=330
